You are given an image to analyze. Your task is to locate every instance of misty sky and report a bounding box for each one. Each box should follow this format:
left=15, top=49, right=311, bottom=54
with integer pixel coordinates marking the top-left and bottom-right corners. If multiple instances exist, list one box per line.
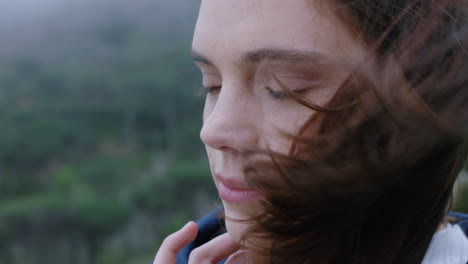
left=0, top=0, right=199, bottom=59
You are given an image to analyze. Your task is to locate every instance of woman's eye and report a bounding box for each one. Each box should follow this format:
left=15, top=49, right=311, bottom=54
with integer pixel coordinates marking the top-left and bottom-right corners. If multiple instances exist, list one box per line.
left=200, top=85, right=221, bottom=96
left=266, top=87, right=310, bottom=100
left=266, top=87, right=288, bottom=100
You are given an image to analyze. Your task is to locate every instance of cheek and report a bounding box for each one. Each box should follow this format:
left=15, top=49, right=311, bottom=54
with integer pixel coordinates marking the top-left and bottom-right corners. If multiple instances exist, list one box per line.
left=262, top=103, right=314, bottom=153
left=204, top=145, right=219, bottom=177
left=260, top=85, right=340, bottom=153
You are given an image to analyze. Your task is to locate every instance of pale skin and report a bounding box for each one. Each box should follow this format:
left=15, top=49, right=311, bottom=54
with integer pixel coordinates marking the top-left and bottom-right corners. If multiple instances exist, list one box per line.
left=154, top=0, right=369, bottom=263
left=153, top=222, right=240, bottom=264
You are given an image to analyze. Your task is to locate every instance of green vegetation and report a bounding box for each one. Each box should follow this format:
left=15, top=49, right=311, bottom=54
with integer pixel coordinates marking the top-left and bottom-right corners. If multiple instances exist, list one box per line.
left=454, top=184, right=468, bottom=214
left=0, top=3, right=217, bottom=263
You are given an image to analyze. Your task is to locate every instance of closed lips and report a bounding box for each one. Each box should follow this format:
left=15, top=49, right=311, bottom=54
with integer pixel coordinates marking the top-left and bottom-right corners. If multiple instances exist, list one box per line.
left=215, top=174, right=261, bottom=203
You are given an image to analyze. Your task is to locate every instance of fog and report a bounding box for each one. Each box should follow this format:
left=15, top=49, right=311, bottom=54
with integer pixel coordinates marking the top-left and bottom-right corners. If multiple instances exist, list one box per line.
left=0, top=0, right=199, bottom=60
left=0, top=2, right=208, bottom=263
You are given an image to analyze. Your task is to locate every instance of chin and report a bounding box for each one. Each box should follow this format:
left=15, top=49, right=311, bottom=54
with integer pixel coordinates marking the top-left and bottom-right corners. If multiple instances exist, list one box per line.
left=222, top=200, right=260, bottom=243
left=225, top=217, right=249, bottom=243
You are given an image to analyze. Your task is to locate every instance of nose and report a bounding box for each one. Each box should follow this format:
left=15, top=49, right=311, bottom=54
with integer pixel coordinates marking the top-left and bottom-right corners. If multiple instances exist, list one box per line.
left=200, top=85, right=258, bottom=152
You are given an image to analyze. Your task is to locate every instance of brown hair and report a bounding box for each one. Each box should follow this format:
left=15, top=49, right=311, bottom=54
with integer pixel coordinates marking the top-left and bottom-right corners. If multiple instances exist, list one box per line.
left=242, top=0, right=468, bottom=263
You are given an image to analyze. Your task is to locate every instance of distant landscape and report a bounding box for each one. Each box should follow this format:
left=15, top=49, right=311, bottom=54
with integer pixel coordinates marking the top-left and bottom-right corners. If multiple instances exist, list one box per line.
left=0, top=1, right=220, bottom=264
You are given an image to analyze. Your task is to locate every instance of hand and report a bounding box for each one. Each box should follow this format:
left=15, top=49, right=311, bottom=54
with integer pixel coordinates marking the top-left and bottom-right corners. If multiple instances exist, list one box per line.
left=224, top=250, right=255, bottom=264
left=153, top=221, right=239, bottom=264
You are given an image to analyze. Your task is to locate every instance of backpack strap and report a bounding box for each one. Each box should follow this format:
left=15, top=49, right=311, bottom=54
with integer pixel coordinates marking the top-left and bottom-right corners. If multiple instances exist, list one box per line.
left=447, top=211, right=468, bottom=237
left=176, top=207, right=227, bottom=264
left=173, top=210, right=468, bottom=264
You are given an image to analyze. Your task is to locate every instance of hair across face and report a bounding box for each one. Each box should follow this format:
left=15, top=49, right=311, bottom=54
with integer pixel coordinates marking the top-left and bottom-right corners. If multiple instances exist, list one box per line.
left=192, top=0, right=370, bottom=244
left=192, top=0, right=468, bottom=263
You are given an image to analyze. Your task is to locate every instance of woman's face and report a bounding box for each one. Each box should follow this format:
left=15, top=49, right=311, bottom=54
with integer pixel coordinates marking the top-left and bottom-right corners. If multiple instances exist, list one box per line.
left=192, top=0, right=366, bottom=242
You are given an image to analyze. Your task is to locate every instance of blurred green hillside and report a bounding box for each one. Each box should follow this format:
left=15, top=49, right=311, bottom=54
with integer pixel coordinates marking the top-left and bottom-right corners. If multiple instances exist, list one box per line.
left=0, top=1, right=219, bottom=264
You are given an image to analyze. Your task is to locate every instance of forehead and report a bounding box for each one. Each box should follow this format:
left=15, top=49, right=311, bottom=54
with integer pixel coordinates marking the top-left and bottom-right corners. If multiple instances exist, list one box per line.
left=192, top=0, right=361, bottom=67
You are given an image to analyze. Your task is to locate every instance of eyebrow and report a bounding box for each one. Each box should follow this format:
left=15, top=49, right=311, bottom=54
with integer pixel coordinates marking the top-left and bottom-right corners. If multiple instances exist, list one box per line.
left=191, top=48, right=336, bottom=67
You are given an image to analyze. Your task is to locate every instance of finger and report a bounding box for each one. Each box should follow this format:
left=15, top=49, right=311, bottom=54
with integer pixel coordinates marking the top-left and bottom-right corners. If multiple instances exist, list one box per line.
left=153, top=221, right=198, bottom=264
left=225, top=250, right=258, bottom=264
left=188, top=232, right=239, bottom=264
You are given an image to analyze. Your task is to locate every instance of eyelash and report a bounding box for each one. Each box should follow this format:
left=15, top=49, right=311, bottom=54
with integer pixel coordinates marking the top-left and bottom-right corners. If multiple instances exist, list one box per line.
left=200, top=85, right=307, bottom=100
left=200, top=86, right=221, bottom=96
left=266, top=87, right=289, bottom=100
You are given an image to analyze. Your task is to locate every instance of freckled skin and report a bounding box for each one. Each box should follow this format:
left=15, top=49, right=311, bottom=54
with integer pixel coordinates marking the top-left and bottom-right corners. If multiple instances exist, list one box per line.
left=192, top=0, right=367, bottom=246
